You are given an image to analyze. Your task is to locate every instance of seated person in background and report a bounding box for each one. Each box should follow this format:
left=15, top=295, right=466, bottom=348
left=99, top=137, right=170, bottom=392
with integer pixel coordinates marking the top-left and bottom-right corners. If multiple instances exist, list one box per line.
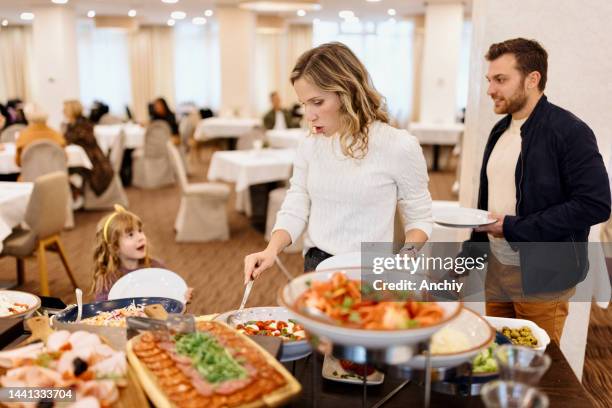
left=5, top=99, right=28, bottom=127
left=63, top=100, right=114, bottom=199
left=263, top=91, right=300, bottom=130
left=15, top=104, right=65, bottom=166
left=0, top=108, right=5, bottom=130
left=91, top=205, right=192, bottom=302
left=89, top=100, right=110, bottom=124
left=149, top=97, right=179, bottom=136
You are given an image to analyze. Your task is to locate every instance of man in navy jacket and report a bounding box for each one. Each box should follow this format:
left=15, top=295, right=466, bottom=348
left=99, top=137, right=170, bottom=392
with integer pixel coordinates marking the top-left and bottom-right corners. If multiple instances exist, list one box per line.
left=472, top=38, right=610, bottom=344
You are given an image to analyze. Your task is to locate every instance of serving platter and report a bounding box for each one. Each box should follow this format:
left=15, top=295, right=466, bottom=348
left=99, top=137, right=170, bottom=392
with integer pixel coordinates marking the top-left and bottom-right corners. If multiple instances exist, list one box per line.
left=433, top=207, right=496, bottom=228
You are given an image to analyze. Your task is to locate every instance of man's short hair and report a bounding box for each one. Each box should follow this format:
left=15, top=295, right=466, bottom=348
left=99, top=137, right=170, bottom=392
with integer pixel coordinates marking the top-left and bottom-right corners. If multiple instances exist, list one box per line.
left=486, top=38, right=548, bottom=91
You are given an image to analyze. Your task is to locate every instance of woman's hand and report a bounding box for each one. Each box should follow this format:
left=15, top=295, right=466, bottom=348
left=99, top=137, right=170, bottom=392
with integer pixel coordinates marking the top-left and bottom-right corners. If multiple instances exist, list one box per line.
left=243, top=249, right=276, bottom=284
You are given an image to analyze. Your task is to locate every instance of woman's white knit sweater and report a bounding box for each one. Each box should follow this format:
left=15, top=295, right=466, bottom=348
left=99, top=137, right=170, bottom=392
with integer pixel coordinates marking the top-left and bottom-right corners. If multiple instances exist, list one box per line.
left=273, top=121, right=433, bottom=255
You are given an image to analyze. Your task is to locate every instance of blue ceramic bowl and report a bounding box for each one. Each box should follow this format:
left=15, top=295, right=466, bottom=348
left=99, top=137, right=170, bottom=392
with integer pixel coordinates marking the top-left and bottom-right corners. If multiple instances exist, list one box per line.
left=54, top=297, right=185, bottom=323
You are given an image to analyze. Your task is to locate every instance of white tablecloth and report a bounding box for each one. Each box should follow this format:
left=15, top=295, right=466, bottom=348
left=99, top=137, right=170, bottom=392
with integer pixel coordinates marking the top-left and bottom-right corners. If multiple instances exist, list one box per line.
left=94, top=123, right=145, bottom=154
left=266, top=128, right=308, bottom=149
left=0, top=182, right=33, bottom=252
left=194, top=117, right=262, bottom=141
left=409, top=122, right=464, bottom=145
left=0, top=143, right=92, bottom=174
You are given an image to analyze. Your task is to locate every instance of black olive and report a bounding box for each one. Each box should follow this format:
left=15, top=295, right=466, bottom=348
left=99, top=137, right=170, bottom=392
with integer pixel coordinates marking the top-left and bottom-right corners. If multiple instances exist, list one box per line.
left=73, top=357, right=88, bottom=376
left=37, top=401, right=54, bottom=408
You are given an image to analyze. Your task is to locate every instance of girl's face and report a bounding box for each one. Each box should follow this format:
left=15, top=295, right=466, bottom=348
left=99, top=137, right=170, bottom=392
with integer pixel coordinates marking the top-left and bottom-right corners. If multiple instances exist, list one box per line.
left=294, top=77, right=342, bottom=136
left=118, top=227, right=147, bottom=262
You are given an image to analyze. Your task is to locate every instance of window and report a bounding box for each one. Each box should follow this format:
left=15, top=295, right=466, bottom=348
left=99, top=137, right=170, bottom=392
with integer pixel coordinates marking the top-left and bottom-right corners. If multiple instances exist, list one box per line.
left=174, top=22, right=221, bottom=111
left=77, top=20, right=131, bottom=115
left=456, top=20, right=472, bottom=119
left=313, top=20, right=414, bottom=126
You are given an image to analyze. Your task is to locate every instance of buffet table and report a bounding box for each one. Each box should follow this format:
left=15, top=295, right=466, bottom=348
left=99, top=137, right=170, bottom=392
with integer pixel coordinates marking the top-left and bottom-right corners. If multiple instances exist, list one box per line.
left=286, top=342, right=592, bottom=407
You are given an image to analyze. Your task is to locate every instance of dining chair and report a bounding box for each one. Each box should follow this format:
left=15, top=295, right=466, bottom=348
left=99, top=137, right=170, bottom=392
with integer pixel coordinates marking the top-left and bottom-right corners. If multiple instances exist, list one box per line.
left=265, top=187, right=304, bottom=253
left=132, top=120, right=175, bottom=189
left=0, top=171, right=78, bottom=296
left=0, top=124, right=26, bottom=143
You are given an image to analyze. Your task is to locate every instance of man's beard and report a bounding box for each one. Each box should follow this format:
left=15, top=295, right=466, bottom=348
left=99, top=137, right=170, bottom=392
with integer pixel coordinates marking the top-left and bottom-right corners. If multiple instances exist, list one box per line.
left=495, top=81, right=528, bottom=114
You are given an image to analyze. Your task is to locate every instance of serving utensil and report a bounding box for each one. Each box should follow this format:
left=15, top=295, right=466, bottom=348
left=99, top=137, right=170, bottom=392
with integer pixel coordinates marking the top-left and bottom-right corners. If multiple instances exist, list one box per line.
left=227, top=279, right=254, bottom=326
left=75, top=288, right=83, bottom=323
left=126, top=314, right=195, bottom=335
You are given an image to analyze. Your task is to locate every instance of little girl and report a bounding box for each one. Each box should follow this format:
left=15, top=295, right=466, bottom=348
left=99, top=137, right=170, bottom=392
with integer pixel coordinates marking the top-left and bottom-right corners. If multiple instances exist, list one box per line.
left=91, top=205, right=163, bottom=301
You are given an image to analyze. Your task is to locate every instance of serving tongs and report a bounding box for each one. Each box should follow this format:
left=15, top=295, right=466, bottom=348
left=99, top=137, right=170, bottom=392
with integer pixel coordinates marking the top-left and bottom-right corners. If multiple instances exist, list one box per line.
left=126, top=314, right=196, bottom=339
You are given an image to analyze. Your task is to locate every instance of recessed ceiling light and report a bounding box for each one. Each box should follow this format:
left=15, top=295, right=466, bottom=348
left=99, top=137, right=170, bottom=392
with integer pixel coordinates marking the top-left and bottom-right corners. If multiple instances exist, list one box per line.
left=167, top=19, right=175, bottom=26
left=387, top=8, right=396, bottom=16
left=240, top=2, right=321, bottom=13
left=366, top=0, right=382, bottom=2
left=297, top=9, right=306, bottom=17
left=204, top=9, right=214, bottom=17
left=128, top=9, right=137, bottom=17
left=52, top=0, right=69, bottom=4
left=162, top=0, right=179, bottom=4
left=192, top=17, right=207, bottom=25
left=1, top=19, right=8, bottom=26
left=87, top=10, right=96, bottom=18
left=338, top=10, right=354, bottom=19
left=171, top=11, right=186, bottom=19
left=20, top=12, right=35, bottom=21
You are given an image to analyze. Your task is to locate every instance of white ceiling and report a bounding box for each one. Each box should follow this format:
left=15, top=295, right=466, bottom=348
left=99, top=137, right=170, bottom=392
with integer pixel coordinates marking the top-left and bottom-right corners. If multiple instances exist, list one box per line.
left=0, top=0, right=472, bottom=25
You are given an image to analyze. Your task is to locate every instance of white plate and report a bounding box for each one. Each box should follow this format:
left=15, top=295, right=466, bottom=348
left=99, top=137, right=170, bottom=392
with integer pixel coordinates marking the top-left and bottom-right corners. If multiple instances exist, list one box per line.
left=278, top=268, right=462, bottom=349
left=404, top=308, right=495, bottom=369
left=108, top=268, right=188, bottom=303
left=215, top=306, right=311, bottom=362
left=322, top=354, right=384, bottom=385
left=483, top=316, right=550, bottom=352
left=0, top=290, right=41, bottom=319
left=433, top=207, right=496, bottom=228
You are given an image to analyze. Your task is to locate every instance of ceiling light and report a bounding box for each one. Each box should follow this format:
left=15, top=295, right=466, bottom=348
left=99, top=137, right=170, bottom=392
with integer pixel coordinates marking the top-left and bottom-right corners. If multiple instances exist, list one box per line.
left=366, top=0, right=382, bottom=2
left=338, top=10, right=354, bottom=19
left=162, top=0, right=179, bottom=4
left=1, top=19, right=8, bottom=26
left=239, top=1, right=321, bottom=13
left=52, top=0, right=69, bottom=4
left=192, top=17, right=207, bottom=25
left=128, top=9, right=137, bottom=17
left=87, top=10, right=96, bottom=18
left=204, top=9, right=214, bottom=17
left=297, top=9, right=306, bottom=17
left=167, top=19, right=175, bottom=26
left=171, top=11, right=186, bottom=19
left=20, top=12, right=35, bottom=21
left=387, top=8, right=396, bottom=16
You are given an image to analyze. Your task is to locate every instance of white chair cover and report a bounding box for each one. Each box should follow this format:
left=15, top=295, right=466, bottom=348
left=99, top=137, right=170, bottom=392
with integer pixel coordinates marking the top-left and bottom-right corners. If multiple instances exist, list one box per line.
left=132, top=121, right=175, bottom=189
left=1, top=124, right=26, bottom=143
left=167, top=141, right=231, bottom=242
left=265, top=187, right=304, bottom=253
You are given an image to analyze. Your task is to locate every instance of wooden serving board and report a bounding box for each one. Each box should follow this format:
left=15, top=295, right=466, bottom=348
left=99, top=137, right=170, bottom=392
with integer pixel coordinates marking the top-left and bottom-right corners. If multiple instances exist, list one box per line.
left=0, top=316, right=149, bottom=408
left=126, top=320, right=302, bottom=408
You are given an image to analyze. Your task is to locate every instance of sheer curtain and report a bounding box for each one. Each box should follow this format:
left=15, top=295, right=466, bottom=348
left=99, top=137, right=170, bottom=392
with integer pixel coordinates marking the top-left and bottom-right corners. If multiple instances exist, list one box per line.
left=0, top=26, right=34, bottom=102
left=456, top=21, right=472, bottom=115
left=174, top=22, right=220, bottom=111
left=128, top=26, right=175, bottom=122
left=313, top=20, right=414, bottom=127
left=282, top=24, right=312, bottom=105
left=77, top=20, right=131, bottom=115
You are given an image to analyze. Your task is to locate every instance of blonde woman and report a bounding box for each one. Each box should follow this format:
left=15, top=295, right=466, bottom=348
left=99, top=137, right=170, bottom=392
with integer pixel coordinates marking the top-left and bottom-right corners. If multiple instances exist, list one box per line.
left=244, top=42, right=433, bottom=282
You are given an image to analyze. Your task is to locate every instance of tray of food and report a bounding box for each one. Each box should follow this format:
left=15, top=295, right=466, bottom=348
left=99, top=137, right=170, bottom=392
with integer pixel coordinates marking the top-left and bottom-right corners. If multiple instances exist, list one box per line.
left=0, top=290, right=41, bottom=319
left=278, top=268, right=462, bottom=348
left=126, top=320, right=302, bottom=408
left=0, top=316, right=148, bottom=407
left=215, top=306, right=310, bottom=362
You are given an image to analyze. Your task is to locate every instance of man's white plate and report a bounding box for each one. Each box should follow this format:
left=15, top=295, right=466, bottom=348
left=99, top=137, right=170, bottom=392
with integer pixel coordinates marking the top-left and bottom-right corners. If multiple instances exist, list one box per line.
left=322, top=354, right=384, bottom=385
left=433, top=207, right=496, bottom=228
left=108, top=268, right=188, bottom=303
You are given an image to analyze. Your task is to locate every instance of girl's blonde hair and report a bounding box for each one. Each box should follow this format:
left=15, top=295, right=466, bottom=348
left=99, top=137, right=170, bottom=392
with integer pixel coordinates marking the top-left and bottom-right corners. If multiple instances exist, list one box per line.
left=91, top=205, right=151, bottom=296
left=291, top=42, right=389, bottom=159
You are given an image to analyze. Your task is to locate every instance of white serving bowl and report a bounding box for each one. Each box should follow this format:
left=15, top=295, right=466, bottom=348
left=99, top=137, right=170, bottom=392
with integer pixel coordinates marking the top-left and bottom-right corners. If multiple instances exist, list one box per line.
left=277, top=268, right=462, bottom=349
left=0, top=290, right=41, bottom=319
left=404, top=307, right=495, bottom=369
left=108, top=268, right=188, bottom=303
left=215, top=306, right=311, bottom=362
left=483, top=316, right=550, bottom=352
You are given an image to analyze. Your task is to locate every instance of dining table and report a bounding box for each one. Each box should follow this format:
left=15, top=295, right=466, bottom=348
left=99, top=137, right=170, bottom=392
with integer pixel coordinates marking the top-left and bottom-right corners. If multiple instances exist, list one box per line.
left=0, top=181, right=33, bottom=253
left=93, top=123, right=146, bottom=154
left=0, top=143, right=93, bottom=175
left=266, top=128, right=308, bottom=149
left=409, top=122, right=464, bottom=172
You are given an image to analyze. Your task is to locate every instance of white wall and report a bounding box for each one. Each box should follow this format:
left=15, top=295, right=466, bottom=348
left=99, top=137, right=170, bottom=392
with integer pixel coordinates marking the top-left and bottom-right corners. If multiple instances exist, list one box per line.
left=459, top=0, right=612, bottom=380
left=419, top=2, right=464, bottom=124
left=31, top=6, right=79, bottom=128
left=217, top=6, right=256, bottom=117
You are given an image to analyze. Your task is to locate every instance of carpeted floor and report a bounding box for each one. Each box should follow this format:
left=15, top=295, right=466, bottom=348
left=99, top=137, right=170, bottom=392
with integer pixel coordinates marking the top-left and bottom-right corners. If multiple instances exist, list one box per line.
left=0, top=144, right=609, bottom=406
